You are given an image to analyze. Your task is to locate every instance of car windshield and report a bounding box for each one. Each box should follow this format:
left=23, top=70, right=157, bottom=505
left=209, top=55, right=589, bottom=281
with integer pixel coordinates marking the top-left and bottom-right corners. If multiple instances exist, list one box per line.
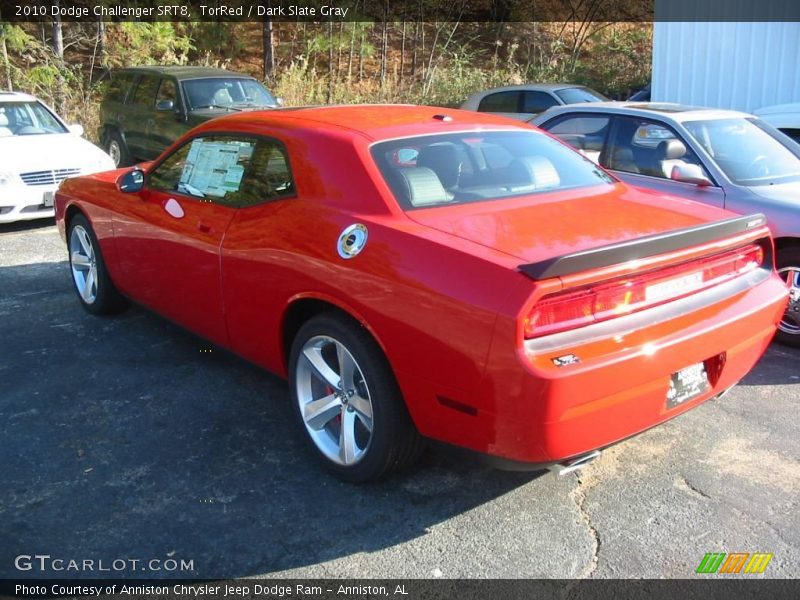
left=372, top=130, right=615, bottom=209
left=182, top=78, right=276, bottom=110
left=554, top=87, right=608, bottom=104
left=683, top=118, right=800, bottom=185
left=0, top=101, right=67, bottom=135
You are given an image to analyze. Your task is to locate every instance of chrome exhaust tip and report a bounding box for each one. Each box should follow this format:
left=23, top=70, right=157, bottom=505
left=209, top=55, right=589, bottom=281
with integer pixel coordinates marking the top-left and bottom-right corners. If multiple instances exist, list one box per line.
left=547, top=449, right=602, bottom=476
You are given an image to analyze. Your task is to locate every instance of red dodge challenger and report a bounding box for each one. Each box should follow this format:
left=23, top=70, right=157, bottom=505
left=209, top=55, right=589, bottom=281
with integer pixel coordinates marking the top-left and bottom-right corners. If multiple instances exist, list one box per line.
left=55, top=105, right=788, bottom=482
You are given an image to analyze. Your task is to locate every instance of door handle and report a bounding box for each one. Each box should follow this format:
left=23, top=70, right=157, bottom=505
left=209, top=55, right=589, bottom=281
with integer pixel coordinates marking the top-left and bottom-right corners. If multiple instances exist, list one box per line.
left=197, top=221, right=211, bottom=234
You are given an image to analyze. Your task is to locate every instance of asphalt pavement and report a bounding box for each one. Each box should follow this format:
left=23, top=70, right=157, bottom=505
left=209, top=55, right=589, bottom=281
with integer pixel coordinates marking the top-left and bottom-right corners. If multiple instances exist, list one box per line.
left=1, top=221, right=798, bottom=579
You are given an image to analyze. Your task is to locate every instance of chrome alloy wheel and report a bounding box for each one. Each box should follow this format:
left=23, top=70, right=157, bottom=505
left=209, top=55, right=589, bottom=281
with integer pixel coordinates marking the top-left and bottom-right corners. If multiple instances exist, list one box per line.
left=69, top=225, right=98, bottom=304
left=295, top=335, right=374, bottom=466
left=778, top=266, right=800, bottom=336
left=108, top=139, right=121, bottom=167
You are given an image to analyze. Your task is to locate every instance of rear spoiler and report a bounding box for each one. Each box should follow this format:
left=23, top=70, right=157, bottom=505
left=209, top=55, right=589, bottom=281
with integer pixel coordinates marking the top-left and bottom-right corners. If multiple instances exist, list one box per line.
left=519, top=213, right=768, bottom=280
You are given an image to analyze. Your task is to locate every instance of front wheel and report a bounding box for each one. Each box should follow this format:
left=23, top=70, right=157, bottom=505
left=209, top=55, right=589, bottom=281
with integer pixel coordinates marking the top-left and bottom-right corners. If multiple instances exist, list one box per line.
left=288, top=313, right=423, bottom=482
left=67, top=214, right=128, bottom=315
left=776, top=247, right=800, bottom=348
left=105, top=130, right=131, bottom=167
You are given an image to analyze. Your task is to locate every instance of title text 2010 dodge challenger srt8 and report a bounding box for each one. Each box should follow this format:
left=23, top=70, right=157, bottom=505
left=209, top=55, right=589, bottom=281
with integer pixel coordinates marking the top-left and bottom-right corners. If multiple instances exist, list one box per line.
left=55, top=105, right=789, bottom=482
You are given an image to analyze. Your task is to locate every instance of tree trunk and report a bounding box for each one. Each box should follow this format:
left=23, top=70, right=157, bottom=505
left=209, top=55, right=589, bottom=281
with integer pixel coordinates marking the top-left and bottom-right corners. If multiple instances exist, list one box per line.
left=399, top=16, right=406, bottom=85
left=327, top=20, right=334, bottom=103
left=262, top=19, right=275, bottom=81
left=379, top=2, right=389, bottom=87
left=1, top=33, right=11, bottom=91
left=51, top=0, right=66, bottom=115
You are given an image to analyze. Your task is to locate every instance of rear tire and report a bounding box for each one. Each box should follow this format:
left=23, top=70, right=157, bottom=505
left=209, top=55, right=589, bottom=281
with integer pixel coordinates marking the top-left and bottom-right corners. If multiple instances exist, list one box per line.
left=288, top=313, right=423, bottom=482
left=776, top=247, right=800, bottom=348
left=67, top=213, right=128, bottom=315
left=105, top=130, right=131, bottom=167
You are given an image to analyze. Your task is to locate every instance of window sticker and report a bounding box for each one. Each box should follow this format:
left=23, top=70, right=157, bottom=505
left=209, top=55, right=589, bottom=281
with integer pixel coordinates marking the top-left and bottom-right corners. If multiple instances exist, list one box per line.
left=178, top=139, right=253, bottom=198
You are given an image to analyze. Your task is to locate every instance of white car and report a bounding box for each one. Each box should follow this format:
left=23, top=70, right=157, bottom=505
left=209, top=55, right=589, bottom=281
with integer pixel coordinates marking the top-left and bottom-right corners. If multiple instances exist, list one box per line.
left=0, top=92, right=115, bottom=224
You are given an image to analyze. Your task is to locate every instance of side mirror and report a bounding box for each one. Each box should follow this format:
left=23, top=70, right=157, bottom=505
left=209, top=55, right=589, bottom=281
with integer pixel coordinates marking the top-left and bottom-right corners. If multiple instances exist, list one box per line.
left=117, top=168, right=144, bottom=193
left=671, top=164, right=712, bottom=187
left=68, top=124, right=84, bottom=136
left=276, top=97, right=284, bottom=107
left=156, top=99, right=175, bottom=111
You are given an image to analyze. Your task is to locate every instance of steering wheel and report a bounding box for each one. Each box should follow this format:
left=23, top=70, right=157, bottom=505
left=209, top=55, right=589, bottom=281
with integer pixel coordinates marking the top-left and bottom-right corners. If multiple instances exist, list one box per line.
left=748, top=154, right=770, bottom=178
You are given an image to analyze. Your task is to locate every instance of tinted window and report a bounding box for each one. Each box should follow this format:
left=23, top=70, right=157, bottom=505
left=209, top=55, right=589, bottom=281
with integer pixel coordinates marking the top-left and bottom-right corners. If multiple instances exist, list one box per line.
left=156, top=79, right=177, bottom=105
left=372, top=131, right=614, bottom=209
left=684, top=118, right=800, bottom=185
left=181, top=78, right=276, bottom=110
left=544, top=115, right=610, bottom=163
left=477, top=91, right=519, bottom=113
left=130, top=75, right=159, bottom=108
left=148, top=135, right=294, bottom=207
left=607, top=116, right=709, bottom=181
left=105, top=72, right=134, bottom=103
left=521, top=91, right=559, bottom=113
left=554, top=87, right=608, bottom=104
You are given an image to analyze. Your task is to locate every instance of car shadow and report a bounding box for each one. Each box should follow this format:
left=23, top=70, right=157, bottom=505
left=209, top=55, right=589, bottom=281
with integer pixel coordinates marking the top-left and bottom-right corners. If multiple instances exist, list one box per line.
left=737, top=342, right=800, bottom=386
left=0, top=261, right=544, bottom=580
left=0, top=218, right=55, bottom=234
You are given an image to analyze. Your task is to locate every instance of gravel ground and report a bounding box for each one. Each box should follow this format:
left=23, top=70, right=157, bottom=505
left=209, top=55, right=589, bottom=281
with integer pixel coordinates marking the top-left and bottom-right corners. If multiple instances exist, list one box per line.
left=1, top=221, right=798, bottom=580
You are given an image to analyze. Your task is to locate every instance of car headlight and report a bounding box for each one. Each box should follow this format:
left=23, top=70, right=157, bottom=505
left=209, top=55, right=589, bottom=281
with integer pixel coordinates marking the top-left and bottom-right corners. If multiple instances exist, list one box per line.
left=0, top=171, right=16, bottom=186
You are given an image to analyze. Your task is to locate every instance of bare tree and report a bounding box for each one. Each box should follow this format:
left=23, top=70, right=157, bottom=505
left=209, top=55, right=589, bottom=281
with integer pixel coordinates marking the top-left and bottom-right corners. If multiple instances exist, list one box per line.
left=262, top=18, right=275, bottom=81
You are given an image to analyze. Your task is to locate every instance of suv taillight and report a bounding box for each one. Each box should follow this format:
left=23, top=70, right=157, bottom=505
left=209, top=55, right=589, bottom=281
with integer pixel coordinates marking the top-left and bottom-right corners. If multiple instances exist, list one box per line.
left=524, top=244, right=764, bottom=339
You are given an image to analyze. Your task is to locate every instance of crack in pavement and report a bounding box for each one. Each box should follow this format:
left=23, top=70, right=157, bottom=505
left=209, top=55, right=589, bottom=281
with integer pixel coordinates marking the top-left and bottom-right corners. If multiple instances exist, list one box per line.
left=569, top=471, right=600, bottom=579
left=674, top=474, right=712, bottom=500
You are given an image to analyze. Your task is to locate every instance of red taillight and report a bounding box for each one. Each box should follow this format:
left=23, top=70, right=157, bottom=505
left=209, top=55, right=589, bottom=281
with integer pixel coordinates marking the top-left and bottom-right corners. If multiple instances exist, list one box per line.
left=524, top=244, right=764, bottom=339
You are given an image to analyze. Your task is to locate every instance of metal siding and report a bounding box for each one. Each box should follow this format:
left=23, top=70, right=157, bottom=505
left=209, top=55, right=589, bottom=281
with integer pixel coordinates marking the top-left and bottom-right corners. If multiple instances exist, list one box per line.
left=653, top=20, right=800, bottom=113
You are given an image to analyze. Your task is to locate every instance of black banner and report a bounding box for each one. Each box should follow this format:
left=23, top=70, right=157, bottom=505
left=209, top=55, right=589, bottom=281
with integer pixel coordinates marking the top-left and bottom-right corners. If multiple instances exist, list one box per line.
left=1, top=0, right=800, bottom=23
left=2, top=579, right=800, bottom=600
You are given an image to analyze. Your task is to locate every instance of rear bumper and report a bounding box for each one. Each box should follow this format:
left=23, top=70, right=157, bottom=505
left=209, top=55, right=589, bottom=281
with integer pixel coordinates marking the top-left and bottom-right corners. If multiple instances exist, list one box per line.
left=413, top=268, right=788, bottom=464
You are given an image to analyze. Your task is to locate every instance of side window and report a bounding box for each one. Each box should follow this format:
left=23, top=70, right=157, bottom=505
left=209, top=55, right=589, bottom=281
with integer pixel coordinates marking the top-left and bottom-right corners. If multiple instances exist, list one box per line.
left=130, top=75, right=159, bottom=108
left=148, top=135, right=295, bottom=207
left=106, top=73, right=133, bottom=103
left=477, top=91, right=520, bottom=113
left=545, top=115, right=611, bottom=164
left=156, top=79, right=177, bottom=106
left=522, top=91, right=559, bottom=114
left=607, top=116, right=710, bottom=180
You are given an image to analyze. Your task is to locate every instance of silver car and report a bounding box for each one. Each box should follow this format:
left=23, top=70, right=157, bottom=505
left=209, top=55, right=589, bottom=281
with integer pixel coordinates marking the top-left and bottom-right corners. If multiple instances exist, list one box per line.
left=461, top=84, right=607, bottom=121
left=534, top=102, right=800, bottom=346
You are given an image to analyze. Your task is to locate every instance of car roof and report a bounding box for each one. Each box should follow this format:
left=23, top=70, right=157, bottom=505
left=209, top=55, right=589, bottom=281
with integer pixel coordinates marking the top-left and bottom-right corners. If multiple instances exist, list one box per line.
left=207, top=104, right=531, bottom=142
left=473, top=83, right=586, bottom=96
left=0, top=91, right=39, bottom=102
left=113, top=66, right=254, bottom=80
left=538, top=101, right=752, bottom=122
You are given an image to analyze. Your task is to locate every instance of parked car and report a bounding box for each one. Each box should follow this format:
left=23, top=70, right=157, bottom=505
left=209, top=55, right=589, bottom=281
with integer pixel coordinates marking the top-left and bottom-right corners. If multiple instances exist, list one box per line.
left=98, top=66, right=280, bottom=167
left=754, top=103, right=800, bottom=144
left=627, top=83, right=651, bottom=101
left=0, top=91, right=114, bottom=224
left=460, top=84, right=607, bottom=121
left=534, top=102, right=800, bottom=346
left=55, top=105, right=787, bottom=481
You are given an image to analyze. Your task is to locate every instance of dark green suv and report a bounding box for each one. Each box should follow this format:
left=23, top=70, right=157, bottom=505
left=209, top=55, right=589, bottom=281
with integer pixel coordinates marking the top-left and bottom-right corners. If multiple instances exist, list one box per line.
left=98, top=66, right=280, bottom=167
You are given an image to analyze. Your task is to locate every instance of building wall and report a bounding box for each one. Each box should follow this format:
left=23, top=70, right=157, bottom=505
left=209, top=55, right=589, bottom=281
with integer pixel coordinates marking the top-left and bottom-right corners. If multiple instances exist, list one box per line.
left=652, top=20, right=800, bottom=113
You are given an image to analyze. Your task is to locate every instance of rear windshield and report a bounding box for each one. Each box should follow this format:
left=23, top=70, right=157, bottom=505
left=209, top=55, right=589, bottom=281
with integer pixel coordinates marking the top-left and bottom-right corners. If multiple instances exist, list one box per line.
left=371, top=130, right=614, bottom=209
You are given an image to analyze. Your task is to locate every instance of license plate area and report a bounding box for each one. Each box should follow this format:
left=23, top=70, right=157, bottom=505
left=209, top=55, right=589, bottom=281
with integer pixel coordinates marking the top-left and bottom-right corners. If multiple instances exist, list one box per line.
left=666, top=362, right=710, bottom=409
left=43, top=191, right=55, bottom=208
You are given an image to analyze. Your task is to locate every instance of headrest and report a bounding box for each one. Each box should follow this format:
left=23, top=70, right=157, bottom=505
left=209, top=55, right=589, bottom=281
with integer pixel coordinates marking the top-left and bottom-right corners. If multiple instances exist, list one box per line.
left=395, top=167, right=449, bottom=207
left=658, top=139, right=686, bottom=160
left=212, top=88, right=233, bottom=106
left=508, top=156, right=560, bottom=189
left=416, top=144, right=462, bottom=189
